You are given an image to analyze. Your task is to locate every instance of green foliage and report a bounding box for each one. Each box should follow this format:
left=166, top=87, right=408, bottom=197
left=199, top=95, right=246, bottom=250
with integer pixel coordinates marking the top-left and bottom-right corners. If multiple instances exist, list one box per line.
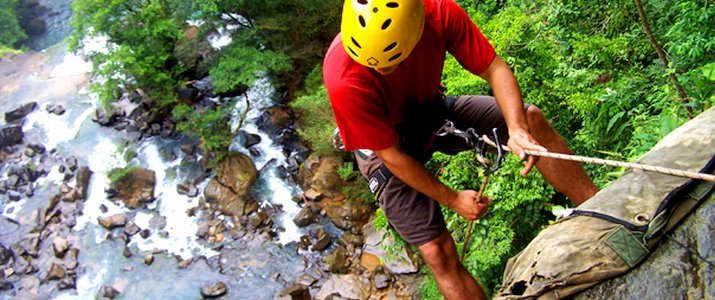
left=0, top=0, right=26, bottom=51
left=210, top=44, right=290, bottom=93
left=172, top=103, right=234, bottom=161
left=107, top=165, right=141, bottom=187
left=290, top=66, right=337, bottom=155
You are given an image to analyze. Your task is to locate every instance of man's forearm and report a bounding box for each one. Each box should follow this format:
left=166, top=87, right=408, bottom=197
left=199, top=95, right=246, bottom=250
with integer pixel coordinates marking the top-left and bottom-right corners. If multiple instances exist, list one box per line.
left=374, top=145, right=457, bottom=207
left=480, top=56, right=529, bottom=132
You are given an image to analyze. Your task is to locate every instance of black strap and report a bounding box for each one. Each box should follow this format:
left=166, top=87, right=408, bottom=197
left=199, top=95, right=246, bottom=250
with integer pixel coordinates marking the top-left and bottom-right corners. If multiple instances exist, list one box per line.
left=368, top=164, right=393, bottom=199
left=571, top=153, right=715, bottom=235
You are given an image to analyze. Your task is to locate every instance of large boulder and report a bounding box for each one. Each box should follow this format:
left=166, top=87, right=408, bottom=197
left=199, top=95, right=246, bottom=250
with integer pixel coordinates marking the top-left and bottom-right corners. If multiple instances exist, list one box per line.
left=0, top=125, right=24, bottom=147
left=4, top=102, right=38, bottom=123
left=298, top=154, right=344, bottom=198
left=204, top=152, right=259, bottom=217
left=109, top=168, right=155, bottom=209
left=322, top=196, right=375, bottom=231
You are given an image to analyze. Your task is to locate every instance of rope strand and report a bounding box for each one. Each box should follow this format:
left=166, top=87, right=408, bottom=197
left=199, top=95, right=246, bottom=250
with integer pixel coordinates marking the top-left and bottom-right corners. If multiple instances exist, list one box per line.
left=481, top=136, right=715, bottom=182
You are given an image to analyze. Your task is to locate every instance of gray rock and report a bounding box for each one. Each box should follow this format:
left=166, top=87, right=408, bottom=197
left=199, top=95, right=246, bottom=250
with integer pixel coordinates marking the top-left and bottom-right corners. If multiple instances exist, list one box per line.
left=200, top=281, right=227, bottom=298
left=99, top=285, right=119, bottom=299
left=148, top=215, right=167, bottom=230
left=0, top=125, right=24, bottom=147
left=75, top=167, right=92, bottom=200
left=5, top=102, right=38, bottom=123
left=124, top=221, right=140, bottom=236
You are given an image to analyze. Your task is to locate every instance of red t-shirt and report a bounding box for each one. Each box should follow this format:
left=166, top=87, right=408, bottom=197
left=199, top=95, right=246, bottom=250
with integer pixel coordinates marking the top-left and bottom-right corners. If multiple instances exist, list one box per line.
left=323, top=0, right=496, bottom=151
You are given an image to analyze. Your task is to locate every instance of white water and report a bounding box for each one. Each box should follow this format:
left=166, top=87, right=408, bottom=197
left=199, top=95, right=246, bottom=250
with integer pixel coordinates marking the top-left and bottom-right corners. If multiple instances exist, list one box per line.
left=230, top=75, right=304, bottom=244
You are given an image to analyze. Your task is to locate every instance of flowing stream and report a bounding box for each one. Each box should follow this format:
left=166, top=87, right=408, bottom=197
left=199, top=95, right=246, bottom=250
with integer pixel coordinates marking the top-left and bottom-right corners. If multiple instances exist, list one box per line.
left=0, top=0, right=331, bottom=298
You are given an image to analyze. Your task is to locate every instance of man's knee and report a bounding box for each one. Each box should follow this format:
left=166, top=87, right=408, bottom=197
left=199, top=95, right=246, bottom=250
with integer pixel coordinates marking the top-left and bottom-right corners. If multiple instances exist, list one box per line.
left=525, top=105, right=550, bottom=131
left=418, top=232, right=459, bottom=273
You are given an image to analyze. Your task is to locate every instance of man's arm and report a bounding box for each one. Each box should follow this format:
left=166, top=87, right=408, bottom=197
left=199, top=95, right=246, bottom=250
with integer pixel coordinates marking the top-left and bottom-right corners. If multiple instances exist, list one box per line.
left=374, top=144, right=490, bottom=220
left=478, top=56, right=547, bottom=176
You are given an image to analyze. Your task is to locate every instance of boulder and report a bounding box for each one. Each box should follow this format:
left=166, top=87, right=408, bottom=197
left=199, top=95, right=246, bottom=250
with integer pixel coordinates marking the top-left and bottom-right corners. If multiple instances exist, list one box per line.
left=200, top=281, right=227, bottom=298
left=109, top=168, right=155, bottom=208
left=278, top=284, right=310, bottom=300
left=216, top=152, right=258, bottom=193
left=0, top=125, right=24, bottom=147
left=97, top=213, right=127, bottom=230
left=298, top=154, right=343, bottom=197
left=293, top=206, right=318, bottom=227
left=204, top=179, right=258, bottom=217
left=5, top=102, right=37, bottom=123
left=323, top=197, right=375, bottom=231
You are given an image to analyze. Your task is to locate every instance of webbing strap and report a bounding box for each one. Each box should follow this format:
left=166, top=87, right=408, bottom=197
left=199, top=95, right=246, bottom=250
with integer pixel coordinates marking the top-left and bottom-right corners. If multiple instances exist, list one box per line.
left=368, top=164, right=393, bottom=200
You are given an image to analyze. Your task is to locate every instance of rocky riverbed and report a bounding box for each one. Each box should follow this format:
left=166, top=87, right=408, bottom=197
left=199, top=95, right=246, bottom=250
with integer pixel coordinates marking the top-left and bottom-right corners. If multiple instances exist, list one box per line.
left=0, top=1, right=425, bottom=298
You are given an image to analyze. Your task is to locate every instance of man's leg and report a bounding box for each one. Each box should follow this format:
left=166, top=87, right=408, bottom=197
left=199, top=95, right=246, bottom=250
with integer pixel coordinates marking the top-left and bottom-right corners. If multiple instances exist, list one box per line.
left=418, top=231, right=487, bottom=300
left=525, top=106, right=598, bottom=205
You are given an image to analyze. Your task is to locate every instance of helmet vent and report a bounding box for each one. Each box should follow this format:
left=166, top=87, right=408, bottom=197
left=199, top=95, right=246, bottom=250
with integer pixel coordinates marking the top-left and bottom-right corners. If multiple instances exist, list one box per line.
left=347, top=47, right=359, bottom=57
left=357, top=0, right=368, bottom=5
left=386, top=2, right=399, bottom=8
left=351, top=37, right=362, bottom=49
left=388, top=53, right=402, bottom=62
left=383, top=42, right=397, bottom=52
left=358, top=15, right=366, bottom=27
left=381, top=19, right=392, bottom=30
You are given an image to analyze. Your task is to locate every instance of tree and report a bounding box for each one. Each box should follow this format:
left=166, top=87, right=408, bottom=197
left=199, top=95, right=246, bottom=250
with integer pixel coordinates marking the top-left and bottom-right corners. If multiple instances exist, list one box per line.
left=0, top=0, right=27, bottom=52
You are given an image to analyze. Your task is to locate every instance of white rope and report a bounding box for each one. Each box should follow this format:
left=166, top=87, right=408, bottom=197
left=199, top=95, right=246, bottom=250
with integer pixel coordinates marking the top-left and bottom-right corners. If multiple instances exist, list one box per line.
left=482, top=136, right=715, bottom=182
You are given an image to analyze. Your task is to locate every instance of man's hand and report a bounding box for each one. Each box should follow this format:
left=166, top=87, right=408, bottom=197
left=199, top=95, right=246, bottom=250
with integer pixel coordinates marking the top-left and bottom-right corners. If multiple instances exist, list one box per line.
left=507, top=128, right=547, bottom=177
left=447, top=190, right=492, bottom=220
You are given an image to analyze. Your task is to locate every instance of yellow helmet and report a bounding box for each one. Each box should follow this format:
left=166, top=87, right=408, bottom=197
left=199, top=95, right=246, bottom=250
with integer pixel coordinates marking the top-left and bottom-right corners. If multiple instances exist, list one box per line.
left=341, top=0, right=425, bottom=69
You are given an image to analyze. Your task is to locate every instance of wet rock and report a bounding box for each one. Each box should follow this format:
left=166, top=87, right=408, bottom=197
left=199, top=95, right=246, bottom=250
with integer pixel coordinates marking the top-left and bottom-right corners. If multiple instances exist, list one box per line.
left=99, top=285, right=120, bottom=299
left=97, top=213, right=127, bottom=230
left=266, top=106, right=292, bottom=128
left=177, top=182, right=198, bottom=197
left=144, top=253, right=154, bottom=265
left=200, top=281, right=227, bottom=298
left=0, top=281, right=12, bottom=291
left=238, top=130, right=262, bottom=149
left=8, top=190, right=22, bottom=201
left=178, top=257, right=193, bottom=269
left=5, top=102, right=38, bottom=123
left=296, top=273, right=318, bottom=286
left=24, top=147, right=35, bottom=157
left=325, top=246, right=349, bottom=274
left=99, top=204, right=108, bottom=213
left=248, top=211, right=271, bottom=229
left=124, top=221, right=140, bottom=236
left=66, top=156, right=78, bottom=172
left=0, top=244, right=12, bottom=264
left=0, top=125, right=24, bottom=147
left=109, top=168, right=155, bottom=208
left=46, top=103, right=66, bottom=115
left=279, top=284, right=310, bottom=300
left=148, top=215, right=167, bottom=230
left=140, top=229, right=151, bottom=239
left=75, top=167, right=92, bottom=200
left=52, top=237, right=69, bottom=258
left=93, top=108, right=113, bottom=126
left=122, top=246, right=132, bottom=258
left=293, top=206, right=318, bottom=227
left=46, top=263, right=66, bottom=281
left=19, top=235, right=40, bottom=258
left=65, top=248, right=79, bottom=270
left=180, top=143, right=196, bottom=155
left=58, top=276, right=76, bottom=290
left=311, top=228, right=332, bottom=252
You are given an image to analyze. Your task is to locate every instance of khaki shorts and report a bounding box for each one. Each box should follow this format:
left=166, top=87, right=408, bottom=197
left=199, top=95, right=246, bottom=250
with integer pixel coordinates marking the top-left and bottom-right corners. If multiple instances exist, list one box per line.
left=355, top=95, right=526, bottom=246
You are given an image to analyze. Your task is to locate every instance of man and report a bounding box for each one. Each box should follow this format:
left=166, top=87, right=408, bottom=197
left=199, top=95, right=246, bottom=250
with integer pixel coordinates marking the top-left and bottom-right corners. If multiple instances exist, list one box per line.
left=323, top=0, right=599, bottom=298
